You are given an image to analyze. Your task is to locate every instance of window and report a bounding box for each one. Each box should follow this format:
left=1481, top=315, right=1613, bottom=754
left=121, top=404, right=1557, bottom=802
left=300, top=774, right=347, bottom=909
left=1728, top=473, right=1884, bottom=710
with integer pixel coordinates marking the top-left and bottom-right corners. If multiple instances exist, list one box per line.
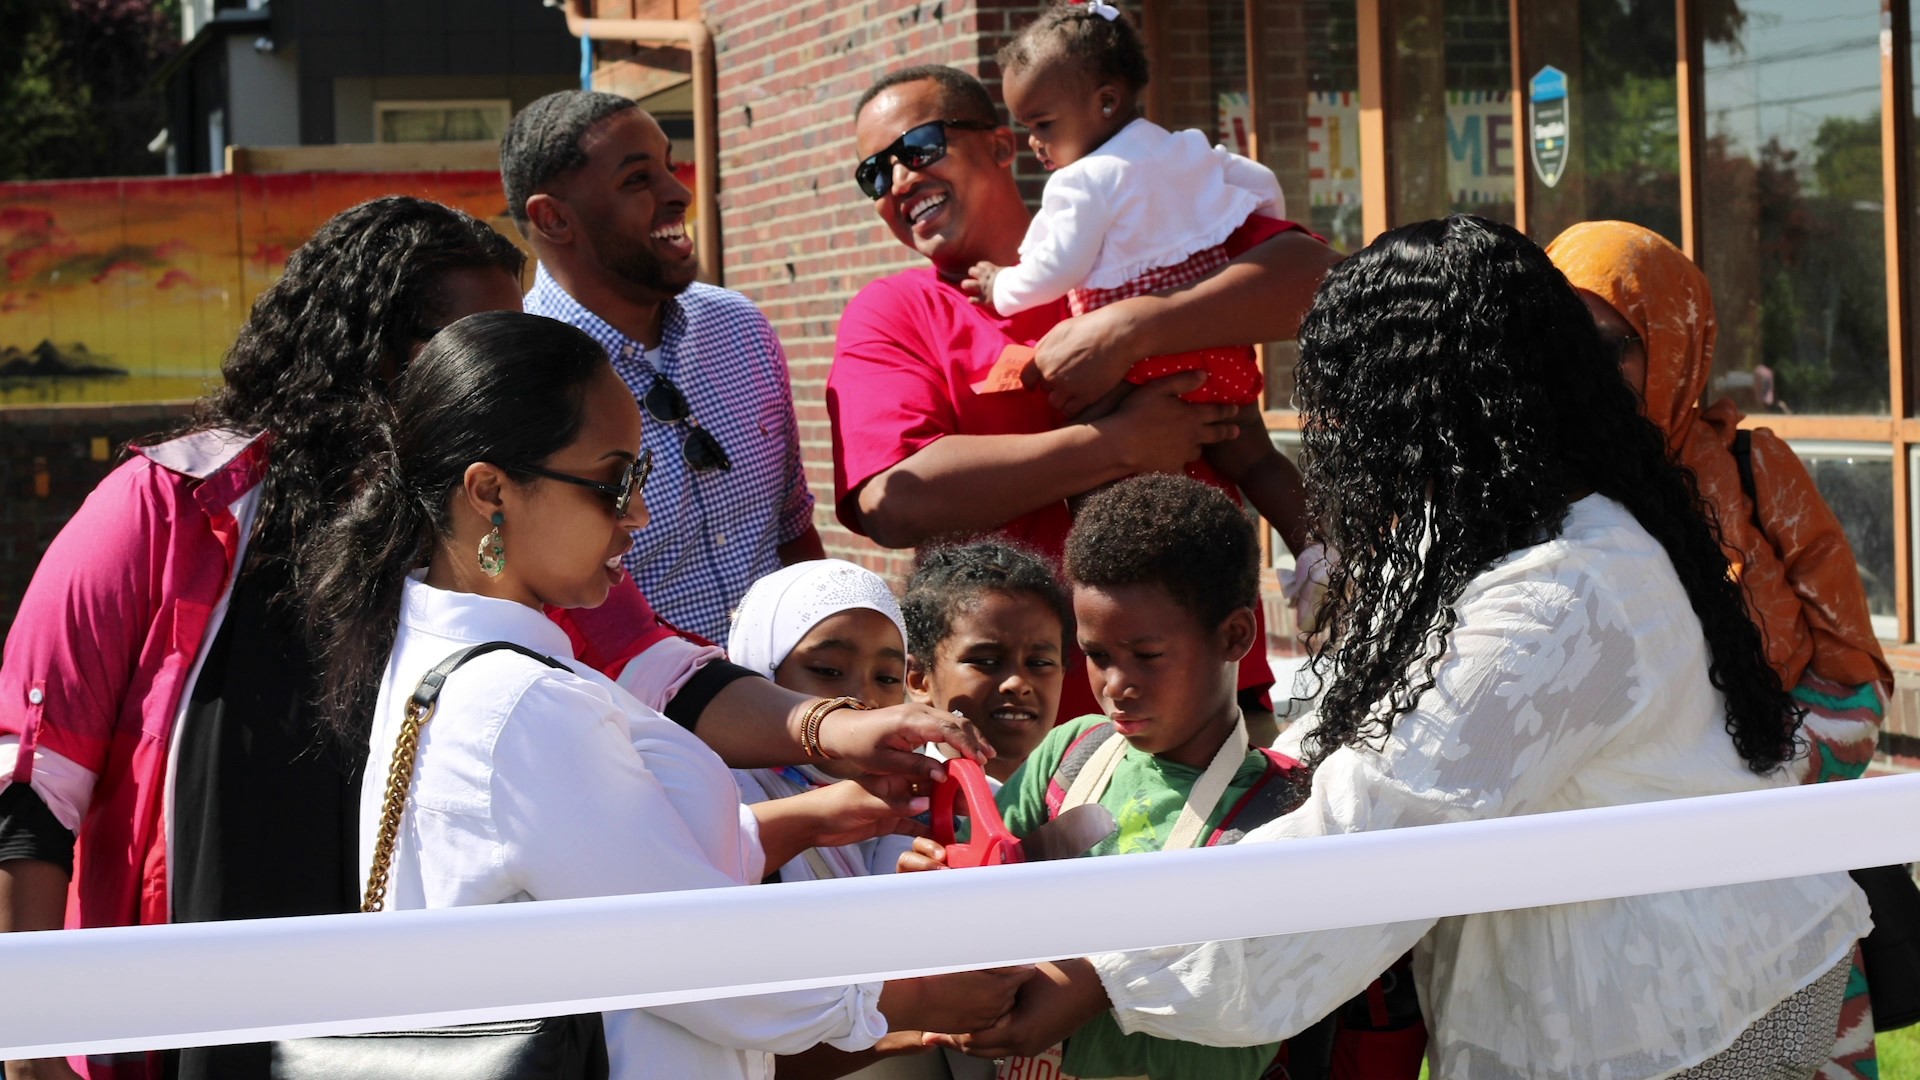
left=1250, top=0, right=1366, bottom=255
left=373, top=100, right=511, bottom=144
left=1702, top=3, right=1888, bottom=416
left=1246, top=0, right=1367, bottom=406
left=1793, top=442, right=1897, bottom=639
left=1385, top=0, right=1517, bottom=227
left=1520, top=0, right=1684, bottom=246
left=1163, top=0, right=1919, bottom=650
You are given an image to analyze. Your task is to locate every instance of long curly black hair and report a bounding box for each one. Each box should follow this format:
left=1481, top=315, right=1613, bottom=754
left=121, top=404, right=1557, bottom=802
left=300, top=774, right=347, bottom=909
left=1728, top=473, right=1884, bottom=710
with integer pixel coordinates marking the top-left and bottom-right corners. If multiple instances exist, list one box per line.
left=176, top=196, right=524, bottom=597
left=1296, top=215, right=1800, bottom=774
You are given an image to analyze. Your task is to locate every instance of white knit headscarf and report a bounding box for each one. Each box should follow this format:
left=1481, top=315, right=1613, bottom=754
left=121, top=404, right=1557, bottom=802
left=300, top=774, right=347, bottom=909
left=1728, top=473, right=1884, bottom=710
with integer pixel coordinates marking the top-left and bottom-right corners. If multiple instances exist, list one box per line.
left=726, top=559, right=907, bottom=677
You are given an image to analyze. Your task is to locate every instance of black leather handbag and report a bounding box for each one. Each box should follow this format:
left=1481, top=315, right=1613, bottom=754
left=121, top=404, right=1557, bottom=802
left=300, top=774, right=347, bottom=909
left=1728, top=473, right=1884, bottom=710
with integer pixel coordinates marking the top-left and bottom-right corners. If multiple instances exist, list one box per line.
left=1853, top=863, right=1920, bottom=1032
left=270, top=642, right=610, bottom=1080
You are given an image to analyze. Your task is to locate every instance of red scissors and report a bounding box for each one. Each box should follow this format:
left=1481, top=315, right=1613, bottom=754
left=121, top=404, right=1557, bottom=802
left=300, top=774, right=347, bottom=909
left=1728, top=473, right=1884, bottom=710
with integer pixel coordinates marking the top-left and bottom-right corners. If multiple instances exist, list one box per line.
left=931, top=758, right=1116, bottom=868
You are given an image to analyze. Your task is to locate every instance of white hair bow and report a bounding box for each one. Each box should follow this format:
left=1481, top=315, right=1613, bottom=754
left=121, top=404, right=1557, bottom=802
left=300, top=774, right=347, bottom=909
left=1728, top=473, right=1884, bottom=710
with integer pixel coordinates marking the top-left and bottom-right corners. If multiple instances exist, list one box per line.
left=1082, top=0, right=1120, bottom=20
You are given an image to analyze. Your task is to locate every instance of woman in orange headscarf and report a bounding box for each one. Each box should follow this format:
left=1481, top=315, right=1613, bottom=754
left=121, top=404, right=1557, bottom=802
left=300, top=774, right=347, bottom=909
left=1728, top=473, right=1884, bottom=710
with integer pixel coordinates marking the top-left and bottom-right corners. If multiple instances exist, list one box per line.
left=1549, top=220, right=1890, bottom=1080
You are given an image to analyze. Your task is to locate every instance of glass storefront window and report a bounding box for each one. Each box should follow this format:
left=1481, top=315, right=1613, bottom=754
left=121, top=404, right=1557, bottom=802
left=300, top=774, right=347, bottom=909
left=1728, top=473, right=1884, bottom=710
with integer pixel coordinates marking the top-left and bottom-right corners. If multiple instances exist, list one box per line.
left=1250, top=0, right=1365, bottom=255
left=1384, top=0, right=1517, bottom=227
left=1245, top=0, right=1364, bottom=407
left=1910, top=10, right=1920, bottom=416
left=1793, top=443, right=1896, bottom=639
left=1520, top=0, right=1684, bottom=246
left=1268, top=429, right=1305, bottom=574
left=1703, top=3, right=1888, bottom=416
left=1149, top=0, right=1252, bottom=147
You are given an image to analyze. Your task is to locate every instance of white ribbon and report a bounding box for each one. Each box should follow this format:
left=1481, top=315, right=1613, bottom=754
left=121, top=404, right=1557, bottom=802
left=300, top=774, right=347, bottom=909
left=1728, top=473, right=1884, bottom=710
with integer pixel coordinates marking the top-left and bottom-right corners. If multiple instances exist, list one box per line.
left=2, top=774, right=1917, bottom=1060
left=1083, top=0, right=1121, bottom=21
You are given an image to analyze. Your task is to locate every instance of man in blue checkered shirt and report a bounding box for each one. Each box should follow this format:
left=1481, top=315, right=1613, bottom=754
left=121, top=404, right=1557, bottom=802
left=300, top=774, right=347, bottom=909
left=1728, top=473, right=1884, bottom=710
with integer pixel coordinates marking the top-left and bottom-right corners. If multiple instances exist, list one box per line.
left=502, top=91, right=826, bottom=643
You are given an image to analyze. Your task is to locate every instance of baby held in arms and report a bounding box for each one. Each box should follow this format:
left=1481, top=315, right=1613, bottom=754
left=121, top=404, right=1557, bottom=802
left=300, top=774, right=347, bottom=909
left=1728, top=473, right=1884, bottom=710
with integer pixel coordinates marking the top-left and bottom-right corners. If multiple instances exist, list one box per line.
left=962, top=0, right=1325, bottom=621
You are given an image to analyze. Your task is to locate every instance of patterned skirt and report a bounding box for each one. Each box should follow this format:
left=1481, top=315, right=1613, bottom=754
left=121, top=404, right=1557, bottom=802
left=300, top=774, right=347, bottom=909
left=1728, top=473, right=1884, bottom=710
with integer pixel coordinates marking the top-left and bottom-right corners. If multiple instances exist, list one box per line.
left=1672, top=958, right=1851, bottom=1079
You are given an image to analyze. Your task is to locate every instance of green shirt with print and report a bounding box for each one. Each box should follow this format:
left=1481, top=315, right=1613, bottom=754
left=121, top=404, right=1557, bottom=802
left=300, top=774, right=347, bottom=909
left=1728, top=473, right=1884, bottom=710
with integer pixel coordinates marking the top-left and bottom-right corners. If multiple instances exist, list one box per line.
left=994, top=714, right=1285, bottom=1080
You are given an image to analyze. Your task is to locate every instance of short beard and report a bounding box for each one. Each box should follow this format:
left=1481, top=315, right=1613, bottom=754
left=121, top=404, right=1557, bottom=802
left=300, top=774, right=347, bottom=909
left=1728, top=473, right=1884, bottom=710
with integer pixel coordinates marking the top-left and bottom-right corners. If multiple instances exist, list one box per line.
left=596, top=231, right=699, bottom=297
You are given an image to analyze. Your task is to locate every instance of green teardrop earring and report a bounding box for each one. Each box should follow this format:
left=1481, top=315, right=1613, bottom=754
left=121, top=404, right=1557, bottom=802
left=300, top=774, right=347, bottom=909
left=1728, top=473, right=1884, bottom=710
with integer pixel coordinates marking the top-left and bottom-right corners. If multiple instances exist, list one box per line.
left=478, top=511, right=507, bottom=577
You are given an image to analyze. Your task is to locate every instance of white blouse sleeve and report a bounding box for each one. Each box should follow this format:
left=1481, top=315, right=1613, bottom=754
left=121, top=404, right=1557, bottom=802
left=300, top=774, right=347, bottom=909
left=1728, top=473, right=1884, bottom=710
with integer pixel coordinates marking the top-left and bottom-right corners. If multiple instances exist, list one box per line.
left=489, top=676, right=885, bottom=1053
left=992, top=166, right=1120, bottom=316
left=1093, top=564, right=1645, bottom=1045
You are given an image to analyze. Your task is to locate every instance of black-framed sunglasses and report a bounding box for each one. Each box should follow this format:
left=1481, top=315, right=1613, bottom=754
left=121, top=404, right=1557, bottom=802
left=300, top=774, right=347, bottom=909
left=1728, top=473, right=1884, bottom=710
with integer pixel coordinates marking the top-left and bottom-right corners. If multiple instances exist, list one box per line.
left=513, top=447, right=653, bottom=518
left=643, top=375, right=732, bottom=472
left=854, top=119, right=997, bottom=200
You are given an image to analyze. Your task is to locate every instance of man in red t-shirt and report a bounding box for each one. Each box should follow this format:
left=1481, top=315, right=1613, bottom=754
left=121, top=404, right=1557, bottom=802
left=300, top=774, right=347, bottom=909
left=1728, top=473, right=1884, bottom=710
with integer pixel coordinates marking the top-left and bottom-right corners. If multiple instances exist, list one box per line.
left=829, top=65, right=1340, bottom=721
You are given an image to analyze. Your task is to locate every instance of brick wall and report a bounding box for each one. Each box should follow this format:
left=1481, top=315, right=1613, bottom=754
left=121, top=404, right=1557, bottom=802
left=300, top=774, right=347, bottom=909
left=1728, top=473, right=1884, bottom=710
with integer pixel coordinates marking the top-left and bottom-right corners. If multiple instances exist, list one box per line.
left=0, top=404, right=193, bottom=637
left=701, top=0, right=1049, bottom=583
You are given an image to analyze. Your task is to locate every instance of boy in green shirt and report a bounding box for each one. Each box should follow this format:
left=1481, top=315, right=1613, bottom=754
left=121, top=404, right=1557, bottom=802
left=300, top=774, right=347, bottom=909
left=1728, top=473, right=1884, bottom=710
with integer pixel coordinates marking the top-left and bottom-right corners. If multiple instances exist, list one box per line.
left=916, top=473, right=1305, bottom=1080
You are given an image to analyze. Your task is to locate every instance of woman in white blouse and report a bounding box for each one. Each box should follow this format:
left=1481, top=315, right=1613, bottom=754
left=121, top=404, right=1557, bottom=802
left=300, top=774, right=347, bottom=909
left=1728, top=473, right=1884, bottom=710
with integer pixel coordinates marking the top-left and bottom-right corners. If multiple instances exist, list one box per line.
left=932, top=216, right=1872, bottom=1079
left=305, top=311, right=1026, bottom=1080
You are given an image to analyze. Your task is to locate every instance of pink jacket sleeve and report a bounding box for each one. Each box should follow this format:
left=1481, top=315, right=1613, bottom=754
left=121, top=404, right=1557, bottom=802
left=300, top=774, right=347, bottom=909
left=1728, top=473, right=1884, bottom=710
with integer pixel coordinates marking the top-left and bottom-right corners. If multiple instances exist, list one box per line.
left=0, top=457, right=172, bottom=805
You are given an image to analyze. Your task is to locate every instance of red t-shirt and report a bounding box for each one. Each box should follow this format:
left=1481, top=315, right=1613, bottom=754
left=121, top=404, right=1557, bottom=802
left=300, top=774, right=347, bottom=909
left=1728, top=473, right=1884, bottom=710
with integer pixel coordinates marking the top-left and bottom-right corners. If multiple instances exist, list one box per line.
left=828, top=216, right=1304, bottom=715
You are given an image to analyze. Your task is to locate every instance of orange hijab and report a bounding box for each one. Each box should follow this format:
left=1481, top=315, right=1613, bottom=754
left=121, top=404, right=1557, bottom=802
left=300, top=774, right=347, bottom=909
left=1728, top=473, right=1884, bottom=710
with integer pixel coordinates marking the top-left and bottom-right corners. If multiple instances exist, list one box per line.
left=1547, top=221, right=1890, bottom=692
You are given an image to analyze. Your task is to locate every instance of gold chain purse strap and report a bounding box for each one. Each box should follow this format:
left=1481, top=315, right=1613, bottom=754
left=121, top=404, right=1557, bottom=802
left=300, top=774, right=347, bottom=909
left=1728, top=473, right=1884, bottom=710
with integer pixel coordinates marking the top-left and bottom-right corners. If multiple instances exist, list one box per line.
left=361, top=641, right=567, bottom=914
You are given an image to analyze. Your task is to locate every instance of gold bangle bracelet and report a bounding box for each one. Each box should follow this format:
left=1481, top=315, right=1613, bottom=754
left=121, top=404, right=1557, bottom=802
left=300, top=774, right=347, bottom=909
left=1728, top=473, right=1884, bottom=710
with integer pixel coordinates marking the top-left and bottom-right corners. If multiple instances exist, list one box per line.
left=802, top=696, right=866, bottom=759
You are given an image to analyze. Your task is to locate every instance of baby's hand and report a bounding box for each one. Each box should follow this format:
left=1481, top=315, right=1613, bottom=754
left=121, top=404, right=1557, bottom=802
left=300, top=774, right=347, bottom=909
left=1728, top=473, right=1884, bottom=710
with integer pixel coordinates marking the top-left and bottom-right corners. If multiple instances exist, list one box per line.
left=964, top=262, right=1002, bottom=310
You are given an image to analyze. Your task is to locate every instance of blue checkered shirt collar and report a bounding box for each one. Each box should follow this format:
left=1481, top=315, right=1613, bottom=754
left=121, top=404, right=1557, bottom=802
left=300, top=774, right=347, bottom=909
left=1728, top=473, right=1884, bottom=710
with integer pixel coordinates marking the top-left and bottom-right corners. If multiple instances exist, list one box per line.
left=523, top=264, right=691, bottom=379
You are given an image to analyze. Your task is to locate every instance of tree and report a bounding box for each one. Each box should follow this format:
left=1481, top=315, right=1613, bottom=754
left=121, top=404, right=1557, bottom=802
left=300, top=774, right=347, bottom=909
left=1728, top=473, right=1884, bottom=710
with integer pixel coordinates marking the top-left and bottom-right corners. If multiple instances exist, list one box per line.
left=0, top=1, right=101, bottom=180
left=0, top=0, right=177, bottom=181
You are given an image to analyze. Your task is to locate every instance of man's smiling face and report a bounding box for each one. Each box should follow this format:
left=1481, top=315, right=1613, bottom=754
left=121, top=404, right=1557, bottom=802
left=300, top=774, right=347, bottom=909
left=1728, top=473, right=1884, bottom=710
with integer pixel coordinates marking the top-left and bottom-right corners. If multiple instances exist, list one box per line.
left=854, top=79, right=1019, bottom=277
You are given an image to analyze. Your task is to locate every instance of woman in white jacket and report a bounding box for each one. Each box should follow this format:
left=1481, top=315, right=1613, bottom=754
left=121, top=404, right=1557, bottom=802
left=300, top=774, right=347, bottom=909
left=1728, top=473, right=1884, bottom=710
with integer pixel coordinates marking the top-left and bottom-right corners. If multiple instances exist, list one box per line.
left=306, top=311, right=1025, bottom=1079
left=925, top=216, right=1872, bottom=1080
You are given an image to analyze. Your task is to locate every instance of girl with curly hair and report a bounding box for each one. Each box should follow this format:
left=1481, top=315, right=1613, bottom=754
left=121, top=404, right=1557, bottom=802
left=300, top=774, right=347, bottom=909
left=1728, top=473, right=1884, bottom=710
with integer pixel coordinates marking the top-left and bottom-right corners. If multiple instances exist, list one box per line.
left=902, top=540, right=1071, bottom=785
left=937, top=216, right=1871, bottom=1080
left=0, top=196, right=524, bottom=1080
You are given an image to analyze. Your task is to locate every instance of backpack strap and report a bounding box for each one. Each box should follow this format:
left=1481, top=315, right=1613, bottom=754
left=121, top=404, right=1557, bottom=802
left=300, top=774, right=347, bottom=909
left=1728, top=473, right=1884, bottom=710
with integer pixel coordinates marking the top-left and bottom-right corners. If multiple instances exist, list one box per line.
left=1059, top=732, right=1130, bottom=814
left=1731, top=428, right=1765, bottom=533
left=1205, top=748, right=1311, bottom=848
left=1043, top=721, right=1119, bottom=820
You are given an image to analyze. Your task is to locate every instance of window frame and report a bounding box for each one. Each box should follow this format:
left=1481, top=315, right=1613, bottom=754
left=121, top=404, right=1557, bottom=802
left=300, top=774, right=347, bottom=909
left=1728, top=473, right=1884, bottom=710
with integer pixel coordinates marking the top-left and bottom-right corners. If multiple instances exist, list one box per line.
left=370, top=99, right=513, bottom=145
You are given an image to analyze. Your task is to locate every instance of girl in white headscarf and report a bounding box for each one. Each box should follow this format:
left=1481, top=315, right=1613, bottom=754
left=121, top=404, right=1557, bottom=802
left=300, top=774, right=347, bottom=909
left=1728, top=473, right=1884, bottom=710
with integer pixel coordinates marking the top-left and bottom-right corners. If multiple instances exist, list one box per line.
left=730, top=560, right=979, bottom=1080
left=728, top=559, right=915, bottom=883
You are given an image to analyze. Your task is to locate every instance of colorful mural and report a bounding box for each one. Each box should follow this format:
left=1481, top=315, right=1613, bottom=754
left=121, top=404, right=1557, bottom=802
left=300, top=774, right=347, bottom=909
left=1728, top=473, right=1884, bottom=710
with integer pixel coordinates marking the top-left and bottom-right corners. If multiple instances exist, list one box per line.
left=0, top=172, right=518, bottom=407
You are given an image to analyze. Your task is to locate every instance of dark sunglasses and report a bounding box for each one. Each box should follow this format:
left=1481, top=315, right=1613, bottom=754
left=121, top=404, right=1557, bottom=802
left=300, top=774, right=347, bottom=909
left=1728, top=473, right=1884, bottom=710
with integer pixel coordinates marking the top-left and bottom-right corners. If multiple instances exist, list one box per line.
left=643, top=375, right=731, bottom=472
left=854, top=119, right=997, bottom=200
left=514, top=447, right=653, bottom=518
